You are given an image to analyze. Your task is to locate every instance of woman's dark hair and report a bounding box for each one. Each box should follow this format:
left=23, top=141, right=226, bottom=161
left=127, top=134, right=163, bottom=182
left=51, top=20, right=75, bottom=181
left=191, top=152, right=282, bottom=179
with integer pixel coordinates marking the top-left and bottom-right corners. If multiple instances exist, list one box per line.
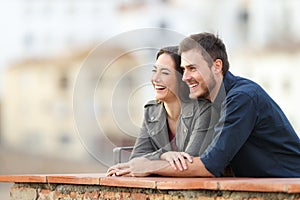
left=179, top=32, right=230, bottom=74
left=156, top=46, right=190, bottom=102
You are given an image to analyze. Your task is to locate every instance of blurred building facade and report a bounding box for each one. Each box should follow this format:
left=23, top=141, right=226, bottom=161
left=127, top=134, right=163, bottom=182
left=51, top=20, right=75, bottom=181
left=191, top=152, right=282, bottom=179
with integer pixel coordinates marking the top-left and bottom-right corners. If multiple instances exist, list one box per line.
left=2, top=48, right=140, bottom=159
left=2, top=56, right=79, bottom=158
left=2, top=0, right=300, bottom=63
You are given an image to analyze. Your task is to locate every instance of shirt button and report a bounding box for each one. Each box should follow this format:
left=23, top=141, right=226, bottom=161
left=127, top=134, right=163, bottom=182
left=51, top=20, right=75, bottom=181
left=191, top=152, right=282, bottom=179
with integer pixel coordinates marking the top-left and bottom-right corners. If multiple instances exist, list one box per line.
left=150, top=116, right=154, bottom=121
left=184, top=129, right=187, bottom=133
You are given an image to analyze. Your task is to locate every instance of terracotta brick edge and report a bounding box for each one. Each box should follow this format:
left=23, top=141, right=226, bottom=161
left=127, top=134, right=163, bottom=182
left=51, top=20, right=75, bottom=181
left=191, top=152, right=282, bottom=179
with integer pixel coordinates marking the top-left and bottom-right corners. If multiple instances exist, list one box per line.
left=0, top=174, right=300, bottom=193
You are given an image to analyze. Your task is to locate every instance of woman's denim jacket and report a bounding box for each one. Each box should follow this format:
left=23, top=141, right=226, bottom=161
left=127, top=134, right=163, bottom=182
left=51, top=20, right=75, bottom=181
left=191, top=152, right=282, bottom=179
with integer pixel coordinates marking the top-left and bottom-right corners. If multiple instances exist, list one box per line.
left=130, top=98, right=216, bottom=160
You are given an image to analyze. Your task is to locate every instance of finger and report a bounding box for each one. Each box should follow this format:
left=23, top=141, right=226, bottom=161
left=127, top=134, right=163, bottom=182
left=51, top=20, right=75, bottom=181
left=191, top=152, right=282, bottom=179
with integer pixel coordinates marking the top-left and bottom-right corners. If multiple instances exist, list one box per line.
left=116, top=168, right=131, bottom=176
left=167, top=159, right=177, bottom=170
left=181, top=152, right=193, bottom=163
left=106, top=167, right=116, bottom=175
left=178, top=155, right=187, bottom=170
left=123, top=173, right=132, bottom=177
left=174, top=158, right=183, bottom=171
left=107, top=166, right=115, bottom=172
left=106, top=169, right=116, bottom=176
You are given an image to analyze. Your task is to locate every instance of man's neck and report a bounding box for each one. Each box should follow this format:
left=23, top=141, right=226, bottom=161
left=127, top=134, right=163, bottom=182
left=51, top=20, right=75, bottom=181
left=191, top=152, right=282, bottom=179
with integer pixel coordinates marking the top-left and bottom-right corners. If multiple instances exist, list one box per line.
left=210, top=75, right=224, bottom=102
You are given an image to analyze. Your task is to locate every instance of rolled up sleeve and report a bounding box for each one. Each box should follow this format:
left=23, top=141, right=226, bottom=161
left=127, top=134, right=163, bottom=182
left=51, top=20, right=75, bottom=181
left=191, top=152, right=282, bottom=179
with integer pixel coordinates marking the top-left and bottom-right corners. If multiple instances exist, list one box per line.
left=200, top=92, right=257, bottom=176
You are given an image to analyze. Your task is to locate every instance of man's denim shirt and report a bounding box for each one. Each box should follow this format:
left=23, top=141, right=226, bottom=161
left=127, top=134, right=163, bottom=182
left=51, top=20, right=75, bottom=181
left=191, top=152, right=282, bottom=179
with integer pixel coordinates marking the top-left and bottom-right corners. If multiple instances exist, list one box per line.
left=201, top=71, right=300, bottom=177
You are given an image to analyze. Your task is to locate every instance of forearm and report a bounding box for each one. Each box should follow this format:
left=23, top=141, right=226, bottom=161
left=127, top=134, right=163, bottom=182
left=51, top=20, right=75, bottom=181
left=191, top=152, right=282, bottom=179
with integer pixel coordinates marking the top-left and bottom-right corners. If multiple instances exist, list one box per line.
left=150, top=157, right=214, bottom=177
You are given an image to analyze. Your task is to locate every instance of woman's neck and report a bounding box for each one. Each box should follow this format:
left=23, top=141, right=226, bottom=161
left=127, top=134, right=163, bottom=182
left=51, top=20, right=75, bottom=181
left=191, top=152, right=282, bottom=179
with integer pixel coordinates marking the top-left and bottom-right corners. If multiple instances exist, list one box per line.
left=163, top=98, right=181, bottom=121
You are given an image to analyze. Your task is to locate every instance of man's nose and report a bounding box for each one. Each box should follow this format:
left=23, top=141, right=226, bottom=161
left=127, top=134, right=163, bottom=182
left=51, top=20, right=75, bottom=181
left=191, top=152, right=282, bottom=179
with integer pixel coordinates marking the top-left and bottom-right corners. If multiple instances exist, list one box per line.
left=182, top=70, right=190, bottom=82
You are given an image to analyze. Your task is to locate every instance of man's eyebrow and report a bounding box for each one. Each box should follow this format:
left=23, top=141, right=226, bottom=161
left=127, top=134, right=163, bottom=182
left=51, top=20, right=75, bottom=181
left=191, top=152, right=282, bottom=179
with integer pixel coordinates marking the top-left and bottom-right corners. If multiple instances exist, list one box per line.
left=181, top=64, right=196, bottom=68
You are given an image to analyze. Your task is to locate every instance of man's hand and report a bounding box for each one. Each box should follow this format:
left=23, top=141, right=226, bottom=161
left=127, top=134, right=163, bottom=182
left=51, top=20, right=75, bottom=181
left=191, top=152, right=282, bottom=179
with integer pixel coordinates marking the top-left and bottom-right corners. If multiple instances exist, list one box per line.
left=106, top=157, right=165, bottom=177
left=160, top=151, right=193, bottom=171
left=106, top=156, right=214, bottom=177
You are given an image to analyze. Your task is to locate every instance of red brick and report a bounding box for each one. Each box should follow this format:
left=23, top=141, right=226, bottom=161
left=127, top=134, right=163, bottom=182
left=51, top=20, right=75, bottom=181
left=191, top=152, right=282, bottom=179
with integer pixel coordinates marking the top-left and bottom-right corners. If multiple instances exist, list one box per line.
left=84, top=191, right=100, bottom=199
left=196, top=196, right=214, bottom=200
left=53, top=190, right=69, bottom=199
left=100, top=176, right=156, bottom=189
left=148, top=193, right=165, bottom=200
left=101, top=191, right=118, bottom=200
left=70, top=191, right=77, bottom=198
left=0, top=175, right=47, bottom=183
left=218, top=178, right=290, bottom=193
left=215, top=197, right=229, bottom=200
left=156, top=177, right=219, bottom=190
left=119, top=191, right=131, bottom=199
left=39, top=189, right=51, bottom=195
left=47, top=174, right=100, bottom=185
left=38, top=189, right=52, bottom=200
left=131, top=192, right=148, bottom=200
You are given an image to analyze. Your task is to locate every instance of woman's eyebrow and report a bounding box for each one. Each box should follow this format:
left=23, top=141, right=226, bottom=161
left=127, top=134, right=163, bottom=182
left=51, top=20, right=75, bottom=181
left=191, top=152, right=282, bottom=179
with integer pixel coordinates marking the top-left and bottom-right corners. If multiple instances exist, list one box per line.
left=154, top=64, right=171, bottom=71
left=161, top=67, right=171, bottom=71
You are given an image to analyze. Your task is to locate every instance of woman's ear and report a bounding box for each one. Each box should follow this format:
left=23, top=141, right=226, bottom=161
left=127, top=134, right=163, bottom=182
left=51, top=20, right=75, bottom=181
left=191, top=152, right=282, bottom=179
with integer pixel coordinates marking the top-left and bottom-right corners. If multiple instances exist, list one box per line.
left=213, top=59, right=223, bottom=74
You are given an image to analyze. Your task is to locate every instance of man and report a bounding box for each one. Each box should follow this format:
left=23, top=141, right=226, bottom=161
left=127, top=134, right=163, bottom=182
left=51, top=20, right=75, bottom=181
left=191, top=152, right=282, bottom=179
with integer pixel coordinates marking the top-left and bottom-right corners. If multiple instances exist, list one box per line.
left=107, top=32, right=300, bottom=177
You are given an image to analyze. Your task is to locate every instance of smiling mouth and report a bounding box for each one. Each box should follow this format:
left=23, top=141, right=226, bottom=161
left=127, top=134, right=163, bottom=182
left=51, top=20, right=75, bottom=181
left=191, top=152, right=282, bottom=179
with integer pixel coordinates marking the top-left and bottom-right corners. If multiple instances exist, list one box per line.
left=188, top=83, right=198, bottom=89
left=155, top=85, right=166, bottom=90
left=189, top=83, right=198, bottom=88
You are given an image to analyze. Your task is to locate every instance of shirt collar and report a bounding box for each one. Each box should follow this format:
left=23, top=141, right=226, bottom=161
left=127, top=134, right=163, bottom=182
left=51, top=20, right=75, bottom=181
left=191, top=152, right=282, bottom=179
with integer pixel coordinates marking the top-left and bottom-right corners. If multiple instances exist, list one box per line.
left=146, top=101, right=166, bottom=122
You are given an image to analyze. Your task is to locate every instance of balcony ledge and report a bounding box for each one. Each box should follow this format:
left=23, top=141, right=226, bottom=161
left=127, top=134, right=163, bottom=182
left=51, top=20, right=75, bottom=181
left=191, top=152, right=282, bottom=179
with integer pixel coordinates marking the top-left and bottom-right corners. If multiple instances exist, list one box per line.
left=0, top=173, right=300, bottom=193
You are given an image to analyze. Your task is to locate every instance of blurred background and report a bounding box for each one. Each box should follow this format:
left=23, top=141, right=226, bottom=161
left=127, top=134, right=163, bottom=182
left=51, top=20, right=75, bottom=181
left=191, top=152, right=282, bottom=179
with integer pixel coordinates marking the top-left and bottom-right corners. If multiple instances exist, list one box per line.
left=1, top=0, right=300, bottom=198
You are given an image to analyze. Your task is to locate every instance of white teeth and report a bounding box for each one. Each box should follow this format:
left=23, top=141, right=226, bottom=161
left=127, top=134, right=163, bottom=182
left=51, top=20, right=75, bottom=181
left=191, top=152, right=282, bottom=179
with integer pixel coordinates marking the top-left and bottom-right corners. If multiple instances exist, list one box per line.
left=189, top=83, right=198, bottom=88
left=155, top=85, right=166, bottom=90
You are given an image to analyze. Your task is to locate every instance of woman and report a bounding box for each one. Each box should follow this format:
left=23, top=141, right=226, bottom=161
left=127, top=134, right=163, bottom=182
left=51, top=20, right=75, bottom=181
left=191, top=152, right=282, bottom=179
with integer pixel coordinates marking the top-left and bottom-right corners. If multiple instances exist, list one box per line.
left=107, top=46, right=215, bottom=174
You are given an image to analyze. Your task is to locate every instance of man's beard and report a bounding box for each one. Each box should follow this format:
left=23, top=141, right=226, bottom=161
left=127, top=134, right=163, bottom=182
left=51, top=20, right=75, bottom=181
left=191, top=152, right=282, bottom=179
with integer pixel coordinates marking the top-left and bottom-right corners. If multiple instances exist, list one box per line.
left=197, top=74, right=217, bottom=100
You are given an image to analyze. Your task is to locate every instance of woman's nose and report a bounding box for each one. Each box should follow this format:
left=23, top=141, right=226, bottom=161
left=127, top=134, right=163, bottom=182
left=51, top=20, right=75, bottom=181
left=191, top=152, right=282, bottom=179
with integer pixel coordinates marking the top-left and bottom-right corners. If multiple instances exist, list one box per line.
left=151, top=72, right=160, bottom=82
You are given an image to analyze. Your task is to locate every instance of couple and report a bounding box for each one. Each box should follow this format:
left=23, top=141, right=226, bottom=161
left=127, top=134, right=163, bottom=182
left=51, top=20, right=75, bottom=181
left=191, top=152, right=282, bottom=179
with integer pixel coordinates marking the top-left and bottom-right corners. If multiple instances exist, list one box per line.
left=107, top=32, right=300, bottom=178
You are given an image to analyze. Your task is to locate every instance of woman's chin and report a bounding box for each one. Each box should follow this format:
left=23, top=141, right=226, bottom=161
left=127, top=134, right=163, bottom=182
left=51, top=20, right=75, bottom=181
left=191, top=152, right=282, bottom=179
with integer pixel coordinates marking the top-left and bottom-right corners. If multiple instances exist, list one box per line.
left=155, top=96, right=165, bottom=101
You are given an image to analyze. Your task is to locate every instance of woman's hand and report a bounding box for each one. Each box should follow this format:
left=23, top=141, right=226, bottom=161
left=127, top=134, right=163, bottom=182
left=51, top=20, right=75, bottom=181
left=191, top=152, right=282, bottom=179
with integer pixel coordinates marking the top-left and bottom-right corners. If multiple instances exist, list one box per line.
left=106, top=157, right=153, bottom=177
left=106, top=163, right=120, bottom=176
left=160, top=151, right=193, bottom=171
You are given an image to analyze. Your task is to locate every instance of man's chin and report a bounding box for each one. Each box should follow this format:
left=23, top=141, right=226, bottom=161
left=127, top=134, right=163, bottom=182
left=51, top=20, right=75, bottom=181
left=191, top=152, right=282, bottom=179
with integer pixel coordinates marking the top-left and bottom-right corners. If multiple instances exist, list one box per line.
left=189, top=91, right=209, bottom=100
left=189, top=93, right=198, bottom=99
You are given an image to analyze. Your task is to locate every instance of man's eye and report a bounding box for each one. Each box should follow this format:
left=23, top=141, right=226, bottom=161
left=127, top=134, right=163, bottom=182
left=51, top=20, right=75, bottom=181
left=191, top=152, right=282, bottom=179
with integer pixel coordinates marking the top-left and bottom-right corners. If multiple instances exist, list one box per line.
left=152, top=69, right=157, bottom=73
